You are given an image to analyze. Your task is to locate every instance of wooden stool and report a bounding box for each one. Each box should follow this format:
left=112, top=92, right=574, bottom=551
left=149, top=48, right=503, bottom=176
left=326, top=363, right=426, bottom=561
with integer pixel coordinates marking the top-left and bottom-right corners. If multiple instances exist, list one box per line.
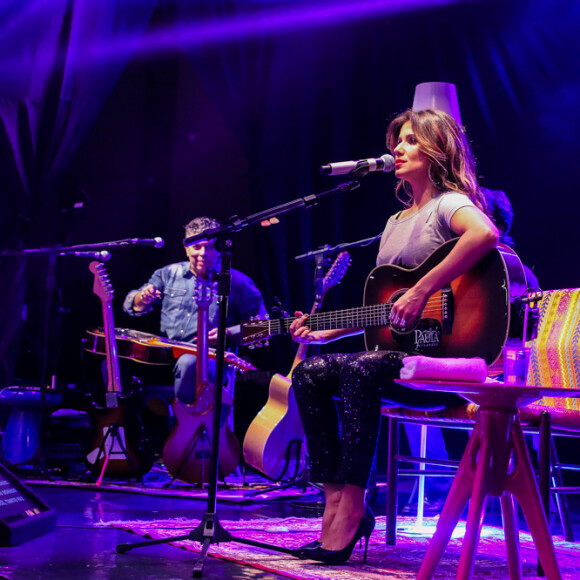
left=396, top=380, right=579, bottom=580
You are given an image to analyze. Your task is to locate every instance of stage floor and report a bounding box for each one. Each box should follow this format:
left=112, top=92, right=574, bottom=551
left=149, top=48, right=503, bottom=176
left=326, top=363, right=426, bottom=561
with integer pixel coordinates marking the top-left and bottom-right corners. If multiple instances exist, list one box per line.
left=0, top=469, right=579, bottom=580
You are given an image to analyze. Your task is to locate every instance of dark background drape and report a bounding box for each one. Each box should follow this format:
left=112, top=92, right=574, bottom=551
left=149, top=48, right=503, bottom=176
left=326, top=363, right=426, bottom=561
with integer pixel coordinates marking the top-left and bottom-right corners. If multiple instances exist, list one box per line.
left=1, top=0, right=578, bottom=387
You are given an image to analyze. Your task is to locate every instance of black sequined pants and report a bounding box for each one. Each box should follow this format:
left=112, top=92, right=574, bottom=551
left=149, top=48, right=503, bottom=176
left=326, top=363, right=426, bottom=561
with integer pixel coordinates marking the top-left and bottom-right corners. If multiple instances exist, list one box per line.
left=292, top=351, right=465, bottom=489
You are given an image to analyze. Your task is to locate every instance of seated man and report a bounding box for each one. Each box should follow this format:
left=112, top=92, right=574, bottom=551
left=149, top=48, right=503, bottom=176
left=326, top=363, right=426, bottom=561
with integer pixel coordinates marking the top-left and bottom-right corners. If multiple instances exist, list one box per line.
left=123, top=216, right=267, bottom=409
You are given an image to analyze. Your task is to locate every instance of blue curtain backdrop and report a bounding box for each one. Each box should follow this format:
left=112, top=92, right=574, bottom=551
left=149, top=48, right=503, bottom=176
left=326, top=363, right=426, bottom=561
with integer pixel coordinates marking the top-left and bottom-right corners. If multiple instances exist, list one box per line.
left=0, top=0, right=579, bottom=385
left=0, top=0, right=158, bottom=384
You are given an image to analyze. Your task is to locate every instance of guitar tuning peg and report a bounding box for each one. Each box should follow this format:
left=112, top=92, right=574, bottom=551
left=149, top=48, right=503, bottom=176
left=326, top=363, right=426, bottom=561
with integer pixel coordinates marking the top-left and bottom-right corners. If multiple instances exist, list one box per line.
left=264, top=340, right=269, bottom=347
left=248, top=344, right=255, bottom=350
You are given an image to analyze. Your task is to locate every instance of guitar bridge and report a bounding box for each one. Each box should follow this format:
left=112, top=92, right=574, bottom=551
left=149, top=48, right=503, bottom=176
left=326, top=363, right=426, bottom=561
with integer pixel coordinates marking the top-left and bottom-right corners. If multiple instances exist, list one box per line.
left=441, top=286, right=454, bottom=334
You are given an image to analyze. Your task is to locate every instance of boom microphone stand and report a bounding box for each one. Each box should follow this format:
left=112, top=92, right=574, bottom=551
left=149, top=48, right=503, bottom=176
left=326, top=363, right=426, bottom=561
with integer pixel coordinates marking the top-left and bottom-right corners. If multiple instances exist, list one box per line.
left=115, top=176, right=366, bottom=576
left=243, top=237, right=377, bottom=500
left=0, top=247, right=111, bottom=393
left=1, top=238, right=164, bottom=390
left=0, top=240, right=163, bottom=470
left=0, top=247, right=112, bottom=470
left=284, top=231, right=383, bottom=509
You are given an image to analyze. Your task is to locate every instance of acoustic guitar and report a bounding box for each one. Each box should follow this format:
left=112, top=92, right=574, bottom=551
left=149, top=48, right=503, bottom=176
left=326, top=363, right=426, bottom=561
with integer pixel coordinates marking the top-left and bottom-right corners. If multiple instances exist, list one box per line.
left=243, top=251, right=351, bottom=480
left=84, top=327, right=255, bottom=371
left=162, top=273, right=241, bottom=484
left=241, top=239, right=528, bottom=367
left=85, top=261, right=153, bottom=479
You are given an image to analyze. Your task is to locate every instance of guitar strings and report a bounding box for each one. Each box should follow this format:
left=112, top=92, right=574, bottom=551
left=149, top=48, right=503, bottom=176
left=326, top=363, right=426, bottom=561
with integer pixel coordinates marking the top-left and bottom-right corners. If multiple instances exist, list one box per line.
left=262, top=294, right=446, bottom=334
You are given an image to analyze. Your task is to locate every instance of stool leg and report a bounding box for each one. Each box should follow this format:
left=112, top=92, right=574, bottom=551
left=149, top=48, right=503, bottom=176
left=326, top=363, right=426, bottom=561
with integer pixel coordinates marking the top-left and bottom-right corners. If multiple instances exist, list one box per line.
left=538, top=411, right=551, bottom=577
left=456, top=426, right=493, bottom=580
left=457, top=408, right=515, bottom=580
left=386, top=418, right=399, bottom=546
left=416, top=424, right=428, bottom=526
left=416, top=428, right=476, bottom=580
left=507, top=421, right=562, bottom=580
left=550, top=438, right=574, bottom=542
left=500, top=492, right=523, bottom=580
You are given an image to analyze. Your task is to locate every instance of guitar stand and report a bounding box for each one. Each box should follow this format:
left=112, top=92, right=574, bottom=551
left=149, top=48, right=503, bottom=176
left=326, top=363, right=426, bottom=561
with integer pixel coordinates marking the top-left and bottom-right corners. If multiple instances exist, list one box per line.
left=162, top=426, right=212, bottom=489
left=246, top=473, right=324, bottom=501
left=92, top=422, right=139, bottom=487
left=243, top=439, right=322, bottom=499
left=278, top=438, right=308, bottom=482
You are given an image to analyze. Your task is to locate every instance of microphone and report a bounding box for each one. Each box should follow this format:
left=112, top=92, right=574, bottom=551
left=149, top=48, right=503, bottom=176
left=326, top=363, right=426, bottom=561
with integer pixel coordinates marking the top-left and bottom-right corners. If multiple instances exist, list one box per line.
left=59, top=250, right=111, bottom=261
left=320, top=153, right=395, bottom=176
left=120, top=237, right=165, bottom=248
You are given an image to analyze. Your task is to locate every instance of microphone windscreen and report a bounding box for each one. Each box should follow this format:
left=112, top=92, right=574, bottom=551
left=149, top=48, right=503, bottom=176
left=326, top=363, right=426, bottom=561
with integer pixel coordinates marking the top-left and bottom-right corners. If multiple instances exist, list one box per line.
left=380, top=154, right=396, bottom=172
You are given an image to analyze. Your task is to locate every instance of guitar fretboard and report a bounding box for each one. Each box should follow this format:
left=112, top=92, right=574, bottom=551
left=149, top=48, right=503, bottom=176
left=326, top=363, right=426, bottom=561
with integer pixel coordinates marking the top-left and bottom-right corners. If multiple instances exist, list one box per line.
left=267, top=303, right=391, bottom=336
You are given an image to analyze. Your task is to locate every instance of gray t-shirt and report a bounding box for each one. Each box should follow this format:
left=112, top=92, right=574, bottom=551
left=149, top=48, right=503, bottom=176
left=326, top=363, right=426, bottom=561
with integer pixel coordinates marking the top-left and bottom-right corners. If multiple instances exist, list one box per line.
left=377, top=192, right=475, bottom=268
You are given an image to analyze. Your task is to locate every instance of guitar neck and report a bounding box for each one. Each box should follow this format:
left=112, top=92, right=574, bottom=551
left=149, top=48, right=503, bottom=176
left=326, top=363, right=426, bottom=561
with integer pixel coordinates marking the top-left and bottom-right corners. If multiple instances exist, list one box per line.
left=271, top=303, right=389, bottom=337
left=89, top=260, right=123, bottom=408
left=196, top=305, right=210, bottom=388
left=290, top=343, right=309, bottom=372
left=288, top=300, right=320, bottom=374
left=288, top=251, right=352, bottom=373
left=193, top=273, right=216, bottom=406
left=102, top=300, right=122, bottom=405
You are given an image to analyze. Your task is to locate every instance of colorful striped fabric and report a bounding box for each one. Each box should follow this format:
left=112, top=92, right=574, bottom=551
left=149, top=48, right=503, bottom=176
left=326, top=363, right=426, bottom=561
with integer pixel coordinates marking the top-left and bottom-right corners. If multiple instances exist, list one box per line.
left=384, top=288, right=580, bottom=421
left=527, top=289, right=580, bottom=410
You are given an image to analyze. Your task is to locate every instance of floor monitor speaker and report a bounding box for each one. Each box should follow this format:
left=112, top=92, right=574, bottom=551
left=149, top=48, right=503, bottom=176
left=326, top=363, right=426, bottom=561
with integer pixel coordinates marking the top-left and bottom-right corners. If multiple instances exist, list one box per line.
left=0, top=462, right=56, bottom=546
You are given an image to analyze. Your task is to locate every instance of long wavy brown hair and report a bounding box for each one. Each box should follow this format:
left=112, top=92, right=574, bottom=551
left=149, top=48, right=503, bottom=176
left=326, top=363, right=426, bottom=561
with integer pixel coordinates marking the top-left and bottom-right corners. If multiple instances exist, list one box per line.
left=386, top=109, right=486, bottom=212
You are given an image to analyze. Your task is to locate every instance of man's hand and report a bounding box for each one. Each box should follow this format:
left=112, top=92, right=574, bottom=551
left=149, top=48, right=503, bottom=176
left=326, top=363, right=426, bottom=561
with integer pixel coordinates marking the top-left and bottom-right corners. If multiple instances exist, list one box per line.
left=201, top=327, right=231, bottom=347
left=207, top=327, right=219, bottom=347
left=133, top=284, right=161, bottom=311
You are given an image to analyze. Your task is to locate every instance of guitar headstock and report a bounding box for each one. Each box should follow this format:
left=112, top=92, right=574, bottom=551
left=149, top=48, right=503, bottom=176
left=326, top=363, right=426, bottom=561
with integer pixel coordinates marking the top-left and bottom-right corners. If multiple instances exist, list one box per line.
left=224, top=351, right=258, bottom=372
left=322, top=251, right=351, bottom=296
left=195, top=270, right=216, bottom=309
left=241, top=315, right=271, bottom=347
left=90, top=261, right=114, bottom=304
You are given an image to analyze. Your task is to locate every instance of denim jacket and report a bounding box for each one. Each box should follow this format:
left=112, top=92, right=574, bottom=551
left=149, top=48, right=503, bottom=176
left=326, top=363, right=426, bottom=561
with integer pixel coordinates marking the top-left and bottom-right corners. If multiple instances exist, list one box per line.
left=123, top=261, right=266, bottom=346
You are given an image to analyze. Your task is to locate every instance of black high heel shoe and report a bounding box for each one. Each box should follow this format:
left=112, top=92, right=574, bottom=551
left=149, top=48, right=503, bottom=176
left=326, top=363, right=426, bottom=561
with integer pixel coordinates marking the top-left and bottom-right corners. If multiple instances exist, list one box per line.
left=299, top=508, right=375, bottom=564
left=296, top=539, right=321, bottom=553
left=294, top=539, right=322, bottom=559
left=299, top=540, right=321, bottom=550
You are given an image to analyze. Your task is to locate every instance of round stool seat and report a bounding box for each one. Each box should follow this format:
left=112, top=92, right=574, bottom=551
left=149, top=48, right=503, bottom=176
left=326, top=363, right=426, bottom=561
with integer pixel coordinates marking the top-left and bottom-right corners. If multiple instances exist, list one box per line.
left=0, top=387, right=62, bottom=465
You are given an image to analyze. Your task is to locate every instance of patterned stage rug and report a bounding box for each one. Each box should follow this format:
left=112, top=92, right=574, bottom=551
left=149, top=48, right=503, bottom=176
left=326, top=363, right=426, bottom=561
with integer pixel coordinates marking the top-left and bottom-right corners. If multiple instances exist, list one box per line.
left=106, top=515, right=580, bottom=579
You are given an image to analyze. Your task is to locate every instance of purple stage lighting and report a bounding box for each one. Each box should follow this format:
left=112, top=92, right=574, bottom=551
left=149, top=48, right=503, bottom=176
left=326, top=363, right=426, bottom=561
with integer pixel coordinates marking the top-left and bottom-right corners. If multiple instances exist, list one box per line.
left=99, top=0, right=467, bottom=61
